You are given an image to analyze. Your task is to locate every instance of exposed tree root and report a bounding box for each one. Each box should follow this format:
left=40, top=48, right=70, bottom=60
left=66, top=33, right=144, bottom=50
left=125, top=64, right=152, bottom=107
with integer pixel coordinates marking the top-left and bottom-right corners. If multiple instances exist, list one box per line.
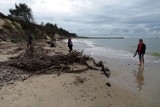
left=2, top=46, right=100, bottom=77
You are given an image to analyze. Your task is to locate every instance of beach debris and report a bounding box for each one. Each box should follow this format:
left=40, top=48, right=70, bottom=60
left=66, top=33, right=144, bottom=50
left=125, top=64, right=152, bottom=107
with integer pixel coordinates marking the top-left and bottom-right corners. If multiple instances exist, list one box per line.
left=73, top=76, right=86, bottom=85
left=14, top=47, right=23, bottom=52
left=101, top=65, right=110, bottom=78
left=96, top=60, right=103, bottom=67
left=0, top=46, right=105, bottom=87
left=0, top=65, right=28, bottom=88
left=106, top=82, right=111, bottom=87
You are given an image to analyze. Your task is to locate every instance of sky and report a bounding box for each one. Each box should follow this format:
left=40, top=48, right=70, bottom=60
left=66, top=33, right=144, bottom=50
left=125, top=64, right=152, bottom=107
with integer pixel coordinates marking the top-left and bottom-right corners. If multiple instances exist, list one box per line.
left=0, top=0, right=160, bottom=37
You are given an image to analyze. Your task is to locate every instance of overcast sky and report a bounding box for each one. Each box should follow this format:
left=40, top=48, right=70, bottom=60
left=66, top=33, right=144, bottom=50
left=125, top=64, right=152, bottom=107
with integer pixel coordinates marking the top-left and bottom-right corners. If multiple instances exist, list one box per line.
left=0, top=0, right=160, bottom=37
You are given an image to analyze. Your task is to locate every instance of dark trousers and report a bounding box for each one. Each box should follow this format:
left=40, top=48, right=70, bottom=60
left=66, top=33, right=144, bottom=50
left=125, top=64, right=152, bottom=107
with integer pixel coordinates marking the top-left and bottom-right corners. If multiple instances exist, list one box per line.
left=68, top=45, right=73, bottom=53
left=27, top=41, right=32, bottom=49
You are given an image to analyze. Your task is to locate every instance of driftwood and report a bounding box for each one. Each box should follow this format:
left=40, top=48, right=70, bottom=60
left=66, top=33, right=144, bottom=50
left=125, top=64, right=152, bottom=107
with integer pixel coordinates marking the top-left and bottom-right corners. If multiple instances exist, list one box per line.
left=65, top=67, right=89, bottom=73
left=57, top=67, right=64, bottom=76
left=73, top=76, right=87, bottom=85
left=2, top=46, right=100, bottom=78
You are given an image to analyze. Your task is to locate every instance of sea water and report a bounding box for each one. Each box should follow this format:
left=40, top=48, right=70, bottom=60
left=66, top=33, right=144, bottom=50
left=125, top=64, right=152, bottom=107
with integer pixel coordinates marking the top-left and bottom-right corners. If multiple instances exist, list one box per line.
left=71, top=38, right=160, bottom=63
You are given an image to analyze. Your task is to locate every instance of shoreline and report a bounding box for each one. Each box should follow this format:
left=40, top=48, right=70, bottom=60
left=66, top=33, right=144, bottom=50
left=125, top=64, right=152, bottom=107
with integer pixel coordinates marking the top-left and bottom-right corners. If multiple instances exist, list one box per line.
left=71, top=38, right=160, bottom=63
left=0, top=40, right=156, bottom=107
left=77, top=37, right=124, bottom=39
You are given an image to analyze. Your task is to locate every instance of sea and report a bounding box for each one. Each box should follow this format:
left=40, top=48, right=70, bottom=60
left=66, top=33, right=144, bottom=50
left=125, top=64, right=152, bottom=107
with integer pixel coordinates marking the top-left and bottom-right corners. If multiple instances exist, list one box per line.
left=71, top=38, right=160, bottom=63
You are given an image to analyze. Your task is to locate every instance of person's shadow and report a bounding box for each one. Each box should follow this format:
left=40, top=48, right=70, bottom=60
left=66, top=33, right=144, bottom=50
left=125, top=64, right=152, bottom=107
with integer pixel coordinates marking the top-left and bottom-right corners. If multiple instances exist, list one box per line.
left=133, top=65, right=144, bottom=91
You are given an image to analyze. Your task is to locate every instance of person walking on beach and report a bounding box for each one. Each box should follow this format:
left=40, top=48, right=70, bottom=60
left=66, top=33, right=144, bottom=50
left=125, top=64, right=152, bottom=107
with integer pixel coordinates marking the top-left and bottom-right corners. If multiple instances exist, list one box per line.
left=68, top=38, right=73, bottom=53
left=27, top=33, right=33, bottom=49
left=134, top=39, right=146, bottom=66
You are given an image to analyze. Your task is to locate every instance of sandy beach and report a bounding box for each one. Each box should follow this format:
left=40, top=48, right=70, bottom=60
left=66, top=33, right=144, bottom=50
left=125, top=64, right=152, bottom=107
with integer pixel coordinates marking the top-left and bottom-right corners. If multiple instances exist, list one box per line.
left=0, top=41, right=158, bottom=107
left=1, top=1, right=160, bottom=106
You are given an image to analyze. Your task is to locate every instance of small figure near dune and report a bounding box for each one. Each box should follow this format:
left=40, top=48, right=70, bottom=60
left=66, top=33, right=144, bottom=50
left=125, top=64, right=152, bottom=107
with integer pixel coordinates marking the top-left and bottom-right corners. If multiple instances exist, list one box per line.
left=50, top=40, right=56, bottom=47
left=27, top=33, right=33, bottom=49
left=134, top=39, right=146, bottom=66
left=68, top=38, right=73, bottom=53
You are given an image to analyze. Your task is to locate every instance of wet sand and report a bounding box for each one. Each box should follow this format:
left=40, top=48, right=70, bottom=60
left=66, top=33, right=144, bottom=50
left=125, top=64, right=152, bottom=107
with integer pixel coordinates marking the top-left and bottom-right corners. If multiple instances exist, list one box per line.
left=93, top=55, right=160, bottom=107
left=0, top=41, right=158, bottom=107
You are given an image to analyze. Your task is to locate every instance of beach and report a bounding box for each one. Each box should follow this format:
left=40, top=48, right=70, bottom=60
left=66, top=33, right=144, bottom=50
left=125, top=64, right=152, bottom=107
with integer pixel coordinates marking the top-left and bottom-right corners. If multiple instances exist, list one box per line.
left=1, top=0, right=160, bottom=106
left=0, top=40, right=159, bottom=107
left=72, top=38, right=160, bottom=107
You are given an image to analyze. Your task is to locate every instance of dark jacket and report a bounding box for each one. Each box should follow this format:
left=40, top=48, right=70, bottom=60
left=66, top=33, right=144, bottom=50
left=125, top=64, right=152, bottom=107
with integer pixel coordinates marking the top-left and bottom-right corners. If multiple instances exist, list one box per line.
left=28, top=35, right=33, bottom=42
left=68, top=40, right=73, bottom=47
left=136, top=43, right=146, bottom=54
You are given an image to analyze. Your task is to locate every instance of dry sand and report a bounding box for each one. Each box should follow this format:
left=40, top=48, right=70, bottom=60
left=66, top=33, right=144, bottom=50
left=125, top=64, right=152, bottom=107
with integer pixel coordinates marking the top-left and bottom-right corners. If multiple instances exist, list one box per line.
left=0, top=41, right=152, bottom=107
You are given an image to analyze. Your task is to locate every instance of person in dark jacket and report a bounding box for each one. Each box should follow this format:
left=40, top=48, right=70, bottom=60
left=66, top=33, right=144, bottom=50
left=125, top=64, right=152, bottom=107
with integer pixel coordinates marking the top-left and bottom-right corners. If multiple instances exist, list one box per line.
left=135, top=39, right=146, bottom=66
left=68, top=38, right=73, bottom=53
left=27, top=34, right=33, bottom=49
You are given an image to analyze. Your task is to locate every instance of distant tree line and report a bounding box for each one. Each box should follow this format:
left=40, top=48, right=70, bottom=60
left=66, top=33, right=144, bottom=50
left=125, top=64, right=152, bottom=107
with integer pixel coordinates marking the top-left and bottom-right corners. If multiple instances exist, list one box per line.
left=8, top=3, right=77, bottom=39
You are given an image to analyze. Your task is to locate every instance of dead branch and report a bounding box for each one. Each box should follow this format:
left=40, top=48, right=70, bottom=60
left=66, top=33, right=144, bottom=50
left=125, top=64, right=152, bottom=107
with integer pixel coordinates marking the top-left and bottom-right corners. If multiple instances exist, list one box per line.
left=57, top=67, right=64, bottom=76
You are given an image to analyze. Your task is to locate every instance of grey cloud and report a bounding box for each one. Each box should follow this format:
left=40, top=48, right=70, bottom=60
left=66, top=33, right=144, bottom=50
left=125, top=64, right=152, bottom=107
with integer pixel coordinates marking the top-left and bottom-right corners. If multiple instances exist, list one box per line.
left=0, top=0, right=160, bottom=37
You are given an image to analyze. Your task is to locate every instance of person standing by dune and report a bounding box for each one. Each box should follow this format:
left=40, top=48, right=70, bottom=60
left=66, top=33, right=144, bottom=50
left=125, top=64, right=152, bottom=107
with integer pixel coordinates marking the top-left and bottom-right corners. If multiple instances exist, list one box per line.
left=68, top=38, right=73, bottom=53
left=134, top=39, right=146, bottom=66
left=27, top=33, right=33, bottom=49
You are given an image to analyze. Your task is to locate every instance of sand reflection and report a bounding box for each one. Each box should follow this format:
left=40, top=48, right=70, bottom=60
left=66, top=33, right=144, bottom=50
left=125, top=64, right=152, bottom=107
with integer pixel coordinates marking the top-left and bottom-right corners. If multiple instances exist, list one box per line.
left=133, top=66, right=144, bottom=91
